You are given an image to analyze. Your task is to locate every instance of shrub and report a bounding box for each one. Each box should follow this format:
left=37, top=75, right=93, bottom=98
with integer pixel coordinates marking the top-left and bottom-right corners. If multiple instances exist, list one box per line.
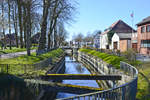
left=123, top=48, right=136, bottom=62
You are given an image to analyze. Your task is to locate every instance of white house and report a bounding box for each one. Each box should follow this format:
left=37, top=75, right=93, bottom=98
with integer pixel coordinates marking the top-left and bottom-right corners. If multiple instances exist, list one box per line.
left=100, top=32, right=110, bottom=49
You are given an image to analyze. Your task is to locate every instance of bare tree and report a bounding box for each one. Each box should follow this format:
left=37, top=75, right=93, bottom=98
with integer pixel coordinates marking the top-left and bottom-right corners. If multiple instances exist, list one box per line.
left=37, top=0, right=51, bottom=53
left=12, top=0, right=19, bottom=48
left=7, top=0, right=12, bottom=50
left=0, top=0, right=7, bottom=48
left=47, top=0, right=75, bottom=49
left=57, top=23, right=68, bottom=46
left=17, top=0, right=24, bottom=48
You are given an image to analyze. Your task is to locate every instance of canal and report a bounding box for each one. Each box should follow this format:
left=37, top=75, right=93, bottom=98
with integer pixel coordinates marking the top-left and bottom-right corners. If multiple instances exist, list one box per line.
left=56, top=56, right=99, bottom=99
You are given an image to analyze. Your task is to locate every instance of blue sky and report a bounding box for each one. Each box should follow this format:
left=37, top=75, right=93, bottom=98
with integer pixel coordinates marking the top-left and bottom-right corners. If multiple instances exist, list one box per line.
left=65, top=0, right=150, bottom=41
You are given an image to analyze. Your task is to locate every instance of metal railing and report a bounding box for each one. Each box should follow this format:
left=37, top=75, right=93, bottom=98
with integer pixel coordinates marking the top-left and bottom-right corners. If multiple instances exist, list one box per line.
left=57, top=52, right=138, bottom=100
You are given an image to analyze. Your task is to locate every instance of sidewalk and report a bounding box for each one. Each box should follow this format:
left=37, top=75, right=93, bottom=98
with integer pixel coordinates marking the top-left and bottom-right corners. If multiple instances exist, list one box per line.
left=0, top=50, right=36, bottom=59
left=136, top=54, right=150, bottom=62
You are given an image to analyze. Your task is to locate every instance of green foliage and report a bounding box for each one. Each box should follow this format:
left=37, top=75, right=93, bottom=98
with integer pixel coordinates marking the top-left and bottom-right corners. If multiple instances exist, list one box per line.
left=107, top=30, right=115, bottom=44
left=79, top=48, right=127, bottom=69
left=32, top=44, right=38, bottom=47
left=123, top=48, right=136, bottom=62
left=136, top=63, right=150, bottom=100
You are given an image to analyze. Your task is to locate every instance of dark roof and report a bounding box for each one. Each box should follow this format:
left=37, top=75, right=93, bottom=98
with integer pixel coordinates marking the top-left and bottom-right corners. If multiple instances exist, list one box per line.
left=137, top=16, right=150, bottom=26
left=102, top=20, right=136, bottom=34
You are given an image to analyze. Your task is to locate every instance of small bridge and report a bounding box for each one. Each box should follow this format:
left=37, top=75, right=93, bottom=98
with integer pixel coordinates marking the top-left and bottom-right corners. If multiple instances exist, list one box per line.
left=42, top=74, right=121, bottom=81
left=59, top=46, right=79, bottom=49
left=59, top=46, right=79, bottom=54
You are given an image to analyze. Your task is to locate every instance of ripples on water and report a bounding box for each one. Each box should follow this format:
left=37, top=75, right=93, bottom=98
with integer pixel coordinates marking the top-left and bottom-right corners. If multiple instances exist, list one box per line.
left=56, top=56, right=99, bottom=99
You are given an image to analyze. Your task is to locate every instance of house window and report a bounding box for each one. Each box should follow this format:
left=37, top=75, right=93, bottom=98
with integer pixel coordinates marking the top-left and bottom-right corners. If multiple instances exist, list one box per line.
left=146, top=25, right=150, bottom=32
left=141, top=40, right=150, bottom=47
left=141, top=26, right=145, bottom=33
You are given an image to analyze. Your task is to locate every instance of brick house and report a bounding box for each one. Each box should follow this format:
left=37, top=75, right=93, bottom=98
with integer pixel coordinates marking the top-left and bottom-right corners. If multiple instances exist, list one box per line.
left=100, top=20, right=136, bottom=50
left=131, top=32, right=138, bottom=51
left=137, top=16, right=150, bottom=55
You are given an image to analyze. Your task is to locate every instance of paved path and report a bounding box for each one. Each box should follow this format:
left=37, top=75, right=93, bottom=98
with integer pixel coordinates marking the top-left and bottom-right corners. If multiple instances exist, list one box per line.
left=0, top=50, right=36, bottom=59
left=136, top=54, right=150, bottom=62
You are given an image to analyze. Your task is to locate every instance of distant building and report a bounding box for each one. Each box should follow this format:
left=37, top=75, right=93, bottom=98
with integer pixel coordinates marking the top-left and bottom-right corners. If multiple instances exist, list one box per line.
left=31, top=33, right=40, bottom=44
left=1, top=33, right=19, bottom=46
left=100, top=20, right=136, bottom=50
left=137, top=16, right=150, bottom=55
left=0, top=32, right=4, bottom=40
left=93, top=32, right=101, bottom=48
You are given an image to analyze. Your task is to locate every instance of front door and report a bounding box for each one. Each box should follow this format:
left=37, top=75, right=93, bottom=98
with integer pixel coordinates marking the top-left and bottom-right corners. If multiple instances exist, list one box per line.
left=114, top=42, right=118, bottom=50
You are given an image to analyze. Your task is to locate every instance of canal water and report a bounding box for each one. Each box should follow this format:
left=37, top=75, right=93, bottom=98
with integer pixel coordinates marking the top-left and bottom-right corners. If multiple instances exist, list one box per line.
left=56, top=56, right=99, bottom=99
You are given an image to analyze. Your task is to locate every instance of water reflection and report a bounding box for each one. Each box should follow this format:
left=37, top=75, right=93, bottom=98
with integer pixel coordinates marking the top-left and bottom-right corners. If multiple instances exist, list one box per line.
left=57, top=56, right=99, bottom=99
left=75, top=64, right=85, bottom=73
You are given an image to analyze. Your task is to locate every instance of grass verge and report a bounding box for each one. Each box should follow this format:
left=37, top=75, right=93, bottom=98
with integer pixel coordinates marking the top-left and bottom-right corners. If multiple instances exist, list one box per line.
left=136, top=62, right=150, bottom=100
left=79, top=48, right=128, bottom=69
left=0, top=48, right=64, bottom=76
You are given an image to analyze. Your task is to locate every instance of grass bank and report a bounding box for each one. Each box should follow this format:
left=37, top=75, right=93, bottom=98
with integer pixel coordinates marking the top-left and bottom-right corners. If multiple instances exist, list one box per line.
left=0, top=48, right=64, bottom=75
left=136, top=62, right=150, bottom=100
left=79, top=48, right=129, bottom=69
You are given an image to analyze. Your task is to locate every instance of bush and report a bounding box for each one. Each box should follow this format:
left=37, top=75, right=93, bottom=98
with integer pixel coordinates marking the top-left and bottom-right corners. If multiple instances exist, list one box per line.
left=123, top=48, right=136, bottom=62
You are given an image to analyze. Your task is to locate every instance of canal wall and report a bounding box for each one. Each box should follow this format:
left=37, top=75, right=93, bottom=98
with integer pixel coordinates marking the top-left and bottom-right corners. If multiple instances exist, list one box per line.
left=33, top=58, right=52, bottom=69
left=38, top=55, right=66, bottom=100
left=78, top=51, right=131, bottom=89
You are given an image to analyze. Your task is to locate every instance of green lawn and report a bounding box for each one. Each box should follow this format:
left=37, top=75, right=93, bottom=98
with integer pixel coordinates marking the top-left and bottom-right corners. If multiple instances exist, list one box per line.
left=0, top=47, right=37, bottom=54
left=79, top=48, right=128, bottom=69
left=0, top=48, right=64, bottom=76
left=136, top=62, right=150, bottom=100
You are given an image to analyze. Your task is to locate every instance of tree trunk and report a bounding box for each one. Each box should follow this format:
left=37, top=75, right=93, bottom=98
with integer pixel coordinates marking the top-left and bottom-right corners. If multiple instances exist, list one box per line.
left=48, top=19, right=54, bottom=49
left=26, top=1, right=31, bottom=56
left=23, top=5, right=27, bottom=48
left=13, top=3, right=19, bottom=48
left=17, top=0, right=24, bottom=48
left=53, top=20, right=57, bottom=48
left=1, top=2, right=6, bottom=49
left=38, top=0, right=50, bottom=52
left=8, top=0, right=12, bottom=50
